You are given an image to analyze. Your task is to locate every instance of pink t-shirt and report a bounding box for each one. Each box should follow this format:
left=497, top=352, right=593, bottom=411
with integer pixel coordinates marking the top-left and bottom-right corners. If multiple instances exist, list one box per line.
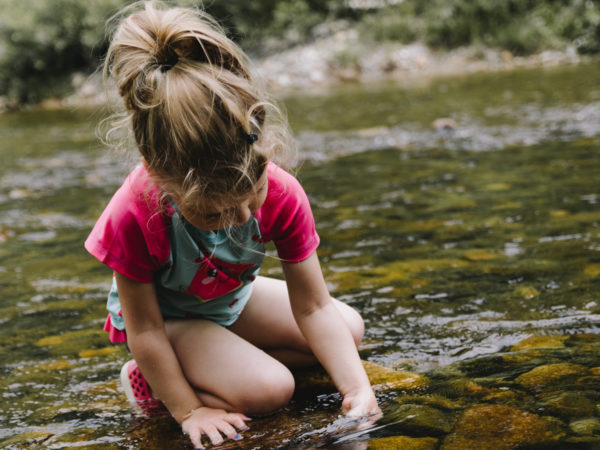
left=85, top=161, right=320, bottom=329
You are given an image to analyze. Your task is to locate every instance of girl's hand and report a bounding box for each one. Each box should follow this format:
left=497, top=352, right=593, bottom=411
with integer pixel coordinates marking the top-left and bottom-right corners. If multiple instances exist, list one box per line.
left=341, top=387, right=382, bottom=425
left=181, top=406, right=250, bottom=449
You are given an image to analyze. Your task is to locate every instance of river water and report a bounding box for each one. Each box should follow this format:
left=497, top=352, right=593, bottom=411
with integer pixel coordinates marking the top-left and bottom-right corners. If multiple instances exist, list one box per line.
left=1, top=62, right=599, bottom=448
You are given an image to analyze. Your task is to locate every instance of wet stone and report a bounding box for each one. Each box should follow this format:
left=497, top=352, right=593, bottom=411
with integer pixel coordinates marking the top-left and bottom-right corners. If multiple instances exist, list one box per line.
left=79, top=346, right=118, bottom=358
left=0, top=431, right=55, bottom=448
left=369, top=435, right=438, bottom=450
left=481, top=389, right=520, bottom=405
left=502, top=350, right=544, bottom=364
left=463, top=249, right=499, bottom=261
left=431, top=378, right=492, bottom=400
left=515, top=363, right=588, bottom=391
left=362, top=361, right=429, bottom=391
left=570, top=417, right=600, bottom=436
left=395, top=393, right=465, bottom=411
left=539, top=392, right=596, bottom=419
left=516, top=286, right=540, bottom=299
left=390, top=404, right=454, bottom=436
left=584, top=263, right=600, bottom=278
left=441, top=404, right=565, bottom=450
left=511, top=335, right=568, bottom=351
left=295, top=361, right=428, bottom=393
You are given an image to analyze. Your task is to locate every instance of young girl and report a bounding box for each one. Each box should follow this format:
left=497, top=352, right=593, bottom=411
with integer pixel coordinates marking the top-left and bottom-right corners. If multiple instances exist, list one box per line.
left=85, top=2, right=380, bottom=447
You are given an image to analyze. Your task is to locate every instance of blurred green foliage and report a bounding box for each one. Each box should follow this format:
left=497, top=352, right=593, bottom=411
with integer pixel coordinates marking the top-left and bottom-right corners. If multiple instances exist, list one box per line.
left=0, top=0, right=598, bottom=105
left=0, top=0, right=126, bottom=103
left=362, top=0, right=600, bottom=55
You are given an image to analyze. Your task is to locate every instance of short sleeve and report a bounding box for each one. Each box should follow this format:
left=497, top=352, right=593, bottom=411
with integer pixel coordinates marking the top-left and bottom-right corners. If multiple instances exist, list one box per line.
left=255, top=163, right=320, bottom=263
left=84, top=166, right=171, bottom=282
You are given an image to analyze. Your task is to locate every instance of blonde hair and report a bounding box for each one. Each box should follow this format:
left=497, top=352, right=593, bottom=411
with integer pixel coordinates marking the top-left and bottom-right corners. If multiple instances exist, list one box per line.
left=104, top=1, right=293, bottom=219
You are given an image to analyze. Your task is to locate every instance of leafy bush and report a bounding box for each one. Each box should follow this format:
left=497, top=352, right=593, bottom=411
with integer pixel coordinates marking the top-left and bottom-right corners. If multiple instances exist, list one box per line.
left=0, top=0, right=339, bottom=103
left=358, top=2, right=423, bottom=44
left=0, top=0, right=598, bottom=105
left=365, top=0, right=600, bottom=56
left=0, top=0, right=129, bottom=103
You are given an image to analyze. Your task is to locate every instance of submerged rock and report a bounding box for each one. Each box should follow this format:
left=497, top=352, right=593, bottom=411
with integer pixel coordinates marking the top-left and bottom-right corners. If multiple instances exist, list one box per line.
left=362, top=361, right=429, bottom=391
left=295, top=361, right=428, bottom=392
left=515, top=286, right=541, bottom=299
left=463, top=249, right=500, bottom=261
left=515, top=363, right=588, bottom=391
left=539, top=392, right=596, bottom=419
left=511, top=335, right=568, bottom=351
left=369, top=435, right=438, bottom=450
left=570, top=417, right=600, bottom=436
left=394, top=393, right=465, bottom=411
left=0, top=431, right=55, bottom=448
left=79, top=347, right=119, bottom=358
left=390, top=404, right=454, bottom=436
left=441, top=404, right=565, bottom=450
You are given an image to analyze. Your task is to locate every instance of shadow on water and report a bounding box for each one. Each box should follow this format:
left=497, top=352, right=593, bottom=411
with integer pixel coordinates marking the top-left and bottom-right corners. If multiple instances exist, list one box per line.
left=0, top=61, right=599, bottom=448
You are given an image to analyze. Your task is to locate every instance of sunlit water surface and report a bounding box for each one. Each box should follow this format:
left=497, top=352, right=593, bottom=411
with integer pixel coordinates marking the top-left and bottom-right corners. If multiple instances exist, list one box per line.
left=1, top=62, right=599, bottom=448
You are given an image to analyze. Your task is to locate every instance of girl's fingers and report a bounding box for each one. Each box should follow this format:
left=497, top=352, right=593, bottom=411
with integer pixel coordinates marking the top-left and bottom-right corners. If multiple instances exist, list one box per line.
left=187, top=429, right=203, bottom=449
left=216, top=421, right=239, bottom=440
left=228, top=414, right=251, bottom=431
left=184, top=413, right=251, bottom=448
left=204, top=425, right=224, bottom=446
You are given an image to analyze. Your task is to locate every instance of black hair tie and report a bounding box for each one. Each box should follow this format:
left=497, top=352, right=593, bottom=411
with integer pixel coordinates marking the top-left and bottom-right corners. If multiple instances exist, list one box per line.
left=161, top=52, right=179, bottom=72
left=152, top=52, right=179, bottom=72
left=247, top=133, right=258, bottom=145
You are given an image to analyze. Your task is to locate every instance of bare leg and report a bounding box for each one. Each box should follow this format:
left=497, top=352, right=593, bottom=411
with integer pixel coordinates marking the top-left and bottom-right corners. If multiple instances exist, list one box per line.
left=228, top=276, right=365, bottom=367
left=164, top=318, right=295, bottom=414
left=162, top=276, right=363, bottom=414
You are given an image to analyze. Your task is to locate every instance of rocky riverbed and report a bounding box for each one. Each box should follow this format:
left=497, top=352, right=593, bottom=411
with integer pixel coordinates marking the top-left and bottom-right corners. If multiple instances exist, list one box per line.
left=6, top=333, right=598, bottom=448
left=295, top=334, right=600, bottom=449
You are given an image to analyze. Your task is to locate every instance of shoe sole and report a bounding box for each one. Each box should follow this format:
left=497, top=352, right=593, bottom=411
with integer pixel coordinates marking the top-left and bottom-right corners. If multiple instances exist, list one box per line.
left=120, top=361, right=144, bottom=414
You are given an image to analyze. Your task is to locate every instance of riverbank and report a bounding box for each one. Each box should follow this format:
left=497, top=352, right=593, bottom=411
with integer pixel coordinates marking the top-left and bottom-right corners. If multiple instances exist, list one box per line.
left=49, top=27, right=587, bottom=112
left=254, top=28, right=584, bottom=94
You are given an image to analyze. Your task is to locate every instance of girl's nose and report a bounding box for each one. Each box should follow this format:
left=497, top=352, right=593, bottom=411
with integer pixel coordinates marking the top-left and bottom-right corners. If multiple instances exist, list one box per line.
left=234, top=204, right=252, bottom=225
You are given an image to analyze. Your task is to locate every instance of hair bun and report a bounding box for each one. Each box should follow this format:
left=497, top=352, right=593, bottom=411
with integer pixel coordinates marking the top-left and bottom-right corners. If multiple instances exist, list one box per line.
left=174, top=38, right=203, bottom=60
left=152, top=38, right=209, bottom=72
left=153, top=46, right=179, bottom=71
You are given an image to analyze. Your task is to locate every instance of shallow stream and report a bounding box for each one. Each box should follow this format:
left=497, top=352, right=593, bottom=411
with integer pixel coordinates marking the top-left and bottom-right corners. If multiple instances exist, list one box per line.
left=1, top=62, right=599, bottom=448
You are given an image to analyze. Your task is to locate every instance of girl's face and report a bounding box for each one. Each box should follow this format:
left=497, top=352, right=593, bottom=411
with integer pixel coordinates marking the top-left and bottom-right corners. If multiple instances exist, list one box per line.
left=179, top=168, right=269, bottom=230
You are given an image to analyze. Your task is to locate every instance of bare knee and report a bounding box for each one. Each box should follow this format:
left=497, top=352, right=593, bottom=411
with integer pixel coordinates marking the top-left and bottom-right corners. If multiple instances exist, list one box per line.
left=234, top=366, right=295, bottom=414
left=334, top=299, right=365, bottom=348
left=348, top=309, right=365, bottom=348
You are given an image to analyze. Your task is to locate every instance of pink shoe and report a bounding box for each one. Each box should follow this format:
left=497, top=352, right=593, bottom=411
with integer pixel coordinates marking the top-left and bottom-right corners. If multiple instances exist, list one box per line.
left=120, top=360, right=168, bottom=416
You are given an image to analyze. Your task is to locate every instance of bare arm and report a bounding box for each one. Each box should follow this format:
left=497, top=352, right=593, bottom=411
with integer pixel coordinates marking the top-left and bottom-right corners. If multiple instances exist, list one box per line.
left=282, top=252, right=380, bottom=418
left=115, top=272, right=248, bottom=447
left=115, top=272, right=203, bottom=422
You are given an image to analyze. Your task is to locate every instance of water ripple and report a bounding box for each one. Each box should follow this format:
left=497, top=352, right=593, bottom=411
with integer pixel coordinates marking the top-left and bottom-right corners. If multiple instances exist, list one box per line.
left=296, top=101, right=600, bottom=160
